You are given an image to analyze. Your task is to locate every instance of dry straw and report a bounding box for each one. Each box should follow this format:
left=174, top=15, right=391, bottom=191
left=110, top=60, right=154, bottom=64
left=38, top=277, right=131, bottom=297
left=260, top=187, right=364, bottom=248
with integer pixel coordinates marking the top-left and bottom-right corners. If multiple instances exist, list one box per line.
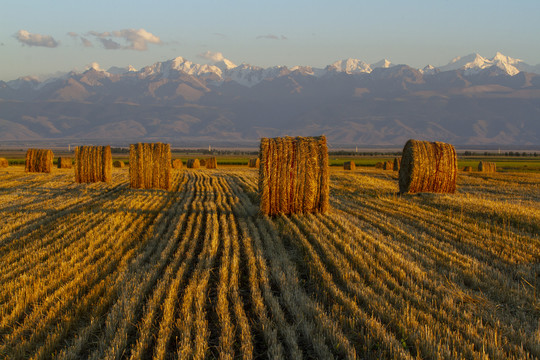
left=75, top=145, right=112, bottom=183
left=187, top=159, right=200, bottom=169
left=259, top=135, right=329, bottom=216
left=0, top=158, right=8, bottom=168
left=57, top=157, right=73, bottom=169
left=172, top=159, right=183, bottom=169
left=375, top=162, right=384, bottom=169
left=383, top=161, right=394, bottom=170
left=393, top=157, right=401, bottom=171
left=25, top=149, right=53, bottom=173
left=343, top=161, right=356, bottom=170
left=463, top=166, right=473, bottom=172
left=248, top=158, right=260, bottom=168
left=129, top=142, right=171, bottom=190
left=206, top=157, right=218, bottom=169
left=199, top=159, right=207, bottom=167
left=399, top=139, right=457, bottom=194
left=113, top=160, right=125, bottom=168
left=478, top=161, right=496, bottom=173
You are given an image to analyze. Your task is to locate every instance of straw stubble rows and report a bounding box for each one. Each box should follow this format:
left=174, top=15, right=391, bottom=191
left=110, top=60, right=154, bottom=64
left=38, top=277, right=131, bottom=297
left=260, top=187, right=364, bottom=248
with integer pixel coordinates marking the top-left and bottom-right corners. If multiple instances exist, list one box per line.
left=0, top=166, right=538, bottom=359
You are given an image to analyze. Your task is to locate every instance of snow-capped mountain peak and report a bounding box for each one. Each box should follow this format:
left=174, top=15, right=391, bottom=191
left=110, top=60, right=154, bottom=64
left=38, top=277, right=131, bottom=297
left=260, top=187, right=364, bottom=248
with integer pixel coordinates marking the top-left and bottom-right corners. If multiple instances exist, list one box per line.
left=328, top=58, right=371, bottom=74
left=371, top=59, right=392, bottom=69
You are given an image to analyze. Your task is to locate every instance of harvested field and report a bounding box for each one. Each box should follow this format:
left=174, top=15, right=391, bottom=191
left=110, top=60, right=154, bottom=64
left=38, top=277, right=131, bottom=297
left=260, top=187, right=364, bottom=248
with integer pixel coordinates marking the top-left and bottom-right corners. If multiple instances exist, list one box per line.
left=0, top=165, right=538, bottom=359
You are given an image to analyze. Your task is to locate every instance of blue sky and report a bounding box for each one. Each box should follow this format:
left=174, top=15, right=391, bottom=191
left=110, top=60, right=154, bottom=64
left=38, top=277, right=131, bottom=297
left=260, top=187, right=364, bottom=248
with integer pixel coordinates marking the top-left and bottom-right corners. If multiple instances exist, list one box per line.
left=1, top=0, right=540, bottom=81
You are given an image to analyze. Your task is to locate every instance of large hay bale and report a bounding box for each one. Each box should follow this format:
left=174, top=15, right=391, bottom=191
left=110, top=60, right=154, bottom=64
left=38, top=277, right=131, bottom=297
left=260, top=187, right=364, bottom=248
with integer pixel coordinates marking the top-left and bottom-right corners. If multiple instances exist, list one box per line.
left=375, top=162, right=384, bottom=169
left=199, top=159, right=207, bottom=167
left=463, top=166, right=473, bottom=172
left=0, top=158, right=8, bottom=168
left=478, top=161, right=496, bottom=173
left=57, top=157, right=73, bottom=169
left=206, top=157, right=218, bottom=169
left=383, top=161, right=394, bottom=170
left=259, top=135, right=329, bottom=216
left=25, top=149, right=53, bottom=173
left=187, top=159, right=200, bottom=169
left=172, top=159, right=183, bottom=169
left=75, top=146, right=112, bottom=183
left=113, top=160, right=125, bottom=168
left=393, top=157, right=401, bottom=171
left=129, top=143, right=171, bottom=190
left=399, top=139, right=457, bottom=194
left=248, top=158, right=260, bottom=168
left=343, top=161, right=356, bottom=170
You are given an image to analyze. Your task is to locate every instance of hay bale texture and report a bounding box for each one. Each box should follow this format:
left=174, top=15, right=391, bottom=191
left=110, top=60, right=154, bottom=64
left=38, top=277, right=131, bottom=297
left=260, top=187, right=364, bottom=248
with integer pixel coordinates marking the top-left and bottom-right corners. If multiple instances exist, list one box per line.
left=248, top=158, right=260, bottom=168
left=259, top=136, right=329, bottom=216
left=375, top=162, right=384, bottom=169
left=113, top=160, right=125, bottom=168
left=0, top=158, right=8, bottom=168
left=463, top=166, right=473, bottom=172
left=57, top=157, right=73, bottom=169
left=172, top=159, right=183, bottom=169
left=383, top=161, right=394, bottom=170
left=399, top=139, right=457, bottom=194
left=129, top=143, right=171, bottom=190
left=25, top=149, right=53, bottom=173
left=478, top=161, right=496, bottom=173
left=75, top=146, right=112, bottom=183
left=343, top=161, right=356, bottom=170
left=199, top=159, right=206, bottom=167
left=205, top=157, right=218, bottom=169
left=187, top=159, right=200, bottom=169
left=393, top=157, right=401, bottom=171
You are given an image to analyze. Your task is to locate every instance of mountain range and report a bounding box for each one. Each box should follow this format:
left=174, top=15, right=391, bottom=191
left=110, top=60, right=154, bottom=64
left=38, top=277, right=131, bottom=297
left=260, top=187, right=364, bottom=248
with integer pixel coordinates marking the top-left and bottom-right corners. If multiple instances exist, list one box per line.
left=1, top=52, right=540, bottom=146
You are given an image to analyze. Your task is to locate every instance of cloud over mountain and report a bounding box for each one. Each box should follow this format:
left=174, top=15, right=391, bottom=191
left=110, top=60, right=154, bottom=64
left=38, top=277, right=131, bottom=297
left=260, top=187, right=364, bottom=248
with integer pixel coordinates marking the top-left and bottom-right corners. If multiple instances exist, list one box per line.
left=198, top=51, right=225, bottom=62
left=88, top=28, right=161, bottom=51
left=14, top=30, right=58, bottom=48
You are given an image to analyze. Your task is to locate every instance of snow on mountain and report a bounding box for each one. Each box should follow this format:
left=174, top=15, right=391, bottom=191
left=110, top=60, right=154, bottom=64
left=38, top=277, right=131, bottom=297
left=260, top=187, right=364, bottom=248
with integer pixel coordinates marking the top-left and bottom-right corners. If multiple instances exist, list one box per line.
left=437, top=52, right=529, bottom=76
left=371, top=59, right=393, bottom=69
left=327, top=59, right=371, bottom=74
left=420, top=64, right=437, bottom=75
left=107, top=65, right=137, bottom=75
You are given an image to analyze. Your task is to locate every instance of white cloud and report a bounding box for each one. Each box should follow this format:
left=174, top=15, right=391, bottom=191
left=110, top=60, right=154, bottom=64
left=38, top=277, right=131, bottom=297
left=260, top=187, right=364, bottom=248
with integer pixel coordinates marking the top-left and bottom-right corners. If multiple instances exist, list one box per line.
left=85, top=62, right=104, bottom=71
left=88, top=28, right=161, bottom=51
left=198, top=51, right=225, bottom=62
left=14, top=30, right=58, bottom=47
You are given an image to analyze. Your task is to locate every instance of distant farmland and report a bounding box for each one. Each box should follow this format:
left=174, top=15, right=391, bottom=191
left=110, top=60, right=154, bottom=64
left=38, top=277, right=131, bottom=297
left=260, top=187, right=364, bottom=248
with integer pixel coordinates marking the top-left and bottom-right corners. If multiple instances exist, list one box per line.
left=0, top=165, right=538, bottom=359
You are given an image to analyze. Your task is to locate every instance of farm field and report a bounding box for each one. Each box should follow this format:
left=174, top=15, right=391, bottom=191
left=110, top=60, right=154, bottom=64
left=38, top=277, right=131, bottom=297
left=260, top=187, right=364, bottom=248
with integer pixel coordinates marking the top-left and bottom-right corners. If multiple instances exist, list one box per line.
left=0, top=165, right=539, bottom=359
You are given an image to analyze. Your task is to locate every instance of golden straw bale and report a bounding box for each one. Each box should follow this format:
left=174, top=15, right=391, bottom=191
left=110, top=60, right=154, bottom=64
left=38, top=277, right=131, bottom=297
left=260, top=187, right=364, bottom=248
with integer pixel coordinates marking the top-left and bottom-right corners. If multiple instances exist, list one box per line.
left=57, top=157, right=73, bottom=169
left=129, top=143, right=171, bottom=190
left=463, top=166, right=473, bottom=172
left=248, top=158, right=260, bottom=168
left=206, top=157, right=218, bottom=169
left=113, top=160, right=125, bottom=168
left=259, top=135, right=329, bottom=216
left=172, top=159, right=183, bottom=169
left=478, top=161, right=496, bottom=173
left=74, top=145, right=112, bottom=183
left=199, top=159, right=206, bottom=167
left=187, top=158, right=200, bottom=169
left=398, top=139, right=457, bottom=194
left=0, top=158, right=9, bottom=168
left=375, top=162, right=384, bottom=169
left=343, top=161, right=356, bottom=170
left=383, top=161, right=394, bottom=170
left=25, top=149, right=53, bottom=173
left=393, top=157, right=401, bottom=171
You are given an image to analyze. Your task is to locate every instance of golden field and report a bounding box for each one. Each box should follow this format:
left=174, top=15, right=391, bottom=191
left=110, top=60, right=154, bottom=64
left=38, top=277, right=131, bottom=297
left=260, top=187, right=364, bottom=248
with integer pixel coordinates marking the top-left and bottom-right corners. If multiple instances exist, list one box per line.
left=0, top=165, right=538, bottom=359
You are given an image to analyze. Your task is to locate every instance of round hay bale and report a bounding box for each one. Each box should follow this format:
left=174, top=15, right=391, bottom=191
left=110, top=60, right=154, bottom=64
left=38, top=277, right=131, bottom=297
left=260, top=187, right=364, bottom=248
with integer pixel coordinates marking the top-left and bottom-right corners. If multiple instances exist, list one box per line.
left=172, top=159, right=183, bottom=169
left=57, top=157, right=73, bottom=169
left=25, top=149, right=54, bottom=173
left=463, top=166, right=473, bottom=172
left=75, top=145, right=112, bottom=183
left=393, top=157, right=401, bottom=171
left=199, top=159, right=206, bottom=167
left=206, top=157, right=218, bottom=169
left=343, top=161, right=356, bottom=170
left=398, top=139, right=457, bottom=194
left=375, top=162, right=384, bottom=169
left=187, top=158, right=200, bottom=169
left=113, top=160, right=125, bottom=168
left=248, top=158, right=260, bottom=168
left=383, top=161, right=394, bottom=170
left=0, top=158, right=9, bottom=168
left=478, top=161, right=496, bottom=173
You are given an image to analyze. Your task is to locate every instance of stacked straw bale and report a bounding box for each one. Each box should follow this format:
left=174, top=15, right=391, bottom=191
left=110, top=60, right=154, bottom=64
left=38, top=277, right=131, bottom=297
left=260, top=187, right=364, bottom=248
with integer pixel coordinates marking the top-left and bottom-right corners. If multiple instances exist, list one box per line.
left=75, top=146, right=112, bottom=183
left=248, top=158, right=260, bottom=168
left=172, top=159, right=183, bottom=169
left=398, top=139, right=457, bottom=194
left=375, top=162, right=384, bottom=169
left=25, top=149, right=53, bottom=173
left=393, top=157, right=401, bottom=171
left=57, top=157, right=73, bottom=169
left=0, top=158, right=8, bottom=168
left=463, top=166, right=473, bottom=172
left=187, top=159, right=200, bottom=169
left=343, top=161, right=356, bottom=170
left=383, top=161, right=394, bottom=170
left=129, top=143, right=171, bottom=190
left=206, top=157, right=218, bottom=169
left=113, top=160, right=125, bottom=168
left=478, top=161, right=496, bottom=173
left=259, top=136, right=329, bottom=216
left=199, top=159, right=207, bottom=167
